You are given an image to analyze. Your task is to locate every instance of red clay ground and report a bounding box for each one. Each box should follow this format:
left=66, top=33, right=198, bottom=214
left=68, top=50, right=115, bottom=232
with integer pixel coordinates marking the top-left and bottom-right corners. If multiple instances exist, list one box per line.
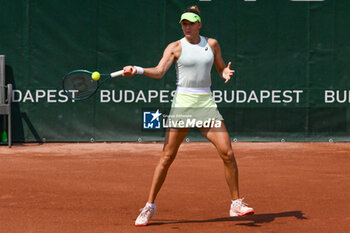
left=0, top=142, right=349, bottom=233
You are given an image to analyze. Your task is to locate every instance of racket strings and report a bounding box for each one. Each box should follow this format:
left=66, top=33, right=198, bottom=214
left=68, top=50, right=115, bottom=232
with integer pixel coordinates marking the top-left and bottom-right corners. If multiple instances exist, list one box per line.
left=63, top=72, right=98, bottom=99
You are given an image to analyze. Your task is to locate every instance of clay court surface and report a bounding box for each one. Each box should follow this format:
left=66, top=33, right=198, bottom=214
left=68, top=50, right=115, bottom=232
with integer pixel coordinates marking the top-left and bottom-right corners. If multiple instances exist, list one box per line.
left=0, top=142, right=349, bottom=233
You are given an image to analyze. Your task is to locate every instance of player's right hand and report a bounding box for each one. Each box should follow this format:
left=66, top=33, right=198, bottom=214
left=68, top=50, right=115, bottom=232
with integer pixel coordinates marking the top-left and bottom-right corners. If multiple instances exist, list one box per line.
left=123, top=66, right=137, bottom=77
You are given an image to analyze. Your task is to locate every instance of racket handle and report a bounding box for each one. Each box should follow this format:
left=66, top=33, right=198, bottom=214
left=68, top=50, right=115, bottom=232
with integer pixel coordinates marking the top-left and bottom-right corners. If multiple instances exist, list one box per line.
left=110, top=70, right=124, bottom=78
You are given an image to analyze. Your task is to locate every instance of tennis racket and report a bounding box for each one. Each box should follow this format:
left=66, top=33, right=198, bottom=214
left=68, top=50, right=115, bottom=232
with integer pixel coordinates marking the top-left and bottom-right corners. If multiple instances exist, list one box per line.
left=62, top=69, right=123, bottom=100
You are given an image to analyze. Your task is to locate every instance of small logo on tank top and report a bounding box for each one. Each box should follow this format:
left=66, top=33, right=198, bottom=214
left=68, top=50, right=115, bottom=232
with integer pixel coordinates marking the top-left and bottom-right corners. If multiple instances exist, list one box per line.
left=205, top=47, right=208, bottom=51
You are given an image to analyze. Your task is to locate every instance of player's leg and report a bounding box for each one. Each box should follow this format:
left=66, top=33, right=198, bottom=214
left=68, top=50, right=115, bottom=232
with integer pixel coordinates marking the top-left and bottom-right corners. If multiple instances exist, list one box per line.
left=200, top=121, right=254, bottom=217
left=147, top=127, right=190, bottom=203
left=135, top=127, right=189, bottom=226
left=199, top=122, right=239, bottom=200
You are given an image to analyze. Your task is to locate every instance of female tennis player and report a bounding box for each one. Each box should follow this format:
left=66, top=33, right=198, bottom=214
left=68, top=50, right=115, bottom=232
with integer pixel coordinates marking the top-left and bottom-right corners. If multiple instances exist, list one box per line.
left=123, top=6, right=254, bottom=226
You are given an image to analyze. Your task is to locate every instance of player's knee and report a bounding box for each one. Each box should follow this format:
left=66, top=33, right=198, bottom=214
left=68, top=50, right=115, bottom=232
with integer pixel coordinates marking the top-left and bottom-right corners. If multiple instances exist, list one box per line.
left=221, top=150, right=235, bottom=165
left=160, top=152, right=176, bottom=168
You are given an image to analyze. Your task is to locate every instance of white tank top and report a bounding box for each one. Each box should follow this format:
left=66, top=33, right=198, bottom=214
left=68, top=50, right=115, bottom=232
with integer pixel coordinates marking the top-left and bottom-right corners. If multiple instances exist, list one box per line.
left=175, top=36, right=214, bottom=89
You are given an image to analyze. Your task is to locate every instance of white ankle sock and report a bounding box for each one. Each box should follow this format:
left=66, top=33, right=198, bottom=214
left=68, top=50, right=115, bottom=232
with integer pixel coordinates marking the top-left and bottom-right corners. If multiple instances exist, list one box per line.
left=231, top=199, right=240, bottom=206
left=146, top=202, right=156, bottom=208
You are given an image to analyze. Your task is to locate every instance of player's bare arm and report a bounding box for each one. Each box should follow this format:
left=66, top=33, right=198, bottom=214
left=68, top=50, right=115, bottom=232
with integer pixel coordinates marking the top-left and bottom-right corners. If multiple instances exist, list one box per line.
left=208, top=38, right=235, bottom=83
left=123, top=41, right=181, bottom=79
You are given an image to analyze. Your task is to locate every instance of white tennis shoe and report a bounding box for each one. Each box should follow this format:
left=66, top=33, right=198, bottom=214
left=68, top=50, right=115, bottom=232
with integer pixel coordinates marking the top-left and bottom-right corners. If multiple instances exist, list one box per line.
left=135, top=205, right=157, bottom=226
left=230, top=198, right=254, bottom=217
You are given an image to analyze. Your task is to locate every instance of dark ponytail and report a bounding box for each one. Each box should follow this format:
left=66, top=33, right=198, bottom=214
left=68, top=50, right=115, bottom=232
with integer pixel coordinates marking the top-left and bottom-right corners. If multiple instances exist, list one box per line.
left=184, top=5, right=201, bottom=17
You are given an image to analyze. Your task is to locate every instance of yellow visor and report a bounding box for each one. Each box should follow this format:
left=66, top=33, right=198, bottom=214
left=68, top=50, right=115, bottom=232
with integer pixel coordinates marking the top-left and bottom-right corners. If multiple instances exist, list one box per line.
left=179, top=12, right=201, bottom=23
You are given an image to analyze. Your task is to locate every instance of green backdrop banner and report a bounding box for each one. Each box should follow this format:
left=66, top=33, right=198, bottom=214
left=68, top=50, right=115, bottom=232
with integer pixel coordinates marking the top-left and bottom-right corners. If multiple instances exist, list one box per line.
left=1, top=0, right=349, bottom=142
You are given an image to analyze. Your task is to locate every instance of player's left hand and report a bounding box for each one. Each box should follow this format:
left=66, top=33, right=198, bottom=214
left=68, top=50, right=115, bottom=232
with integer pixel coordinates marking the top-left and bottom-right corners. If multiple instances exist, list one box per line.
left=222, top=62, right=235, bottom=83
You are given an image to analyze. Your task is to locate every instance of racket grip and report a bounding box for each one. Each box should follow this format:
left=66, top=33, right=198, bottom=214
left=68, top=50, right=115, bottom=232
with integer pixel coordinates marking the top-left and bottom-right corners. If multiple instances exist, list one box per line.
left=110, top=70, right=124, bottom=78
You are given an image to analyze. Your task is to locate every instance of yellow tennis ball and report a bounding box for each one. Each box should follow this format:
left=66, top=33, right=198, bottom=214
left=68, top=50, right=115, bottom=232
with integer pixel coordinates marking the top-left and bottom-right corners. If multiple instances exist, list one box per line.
left=91, top=71, right=100, bottom=81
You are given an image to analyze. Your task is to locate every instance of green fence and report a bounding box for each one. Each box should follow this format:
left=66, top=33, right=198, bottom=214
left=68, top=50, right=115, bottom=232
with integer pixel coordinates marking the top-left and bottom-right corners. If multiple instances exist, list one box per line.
left=1, top=0, right=350, bottom=142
